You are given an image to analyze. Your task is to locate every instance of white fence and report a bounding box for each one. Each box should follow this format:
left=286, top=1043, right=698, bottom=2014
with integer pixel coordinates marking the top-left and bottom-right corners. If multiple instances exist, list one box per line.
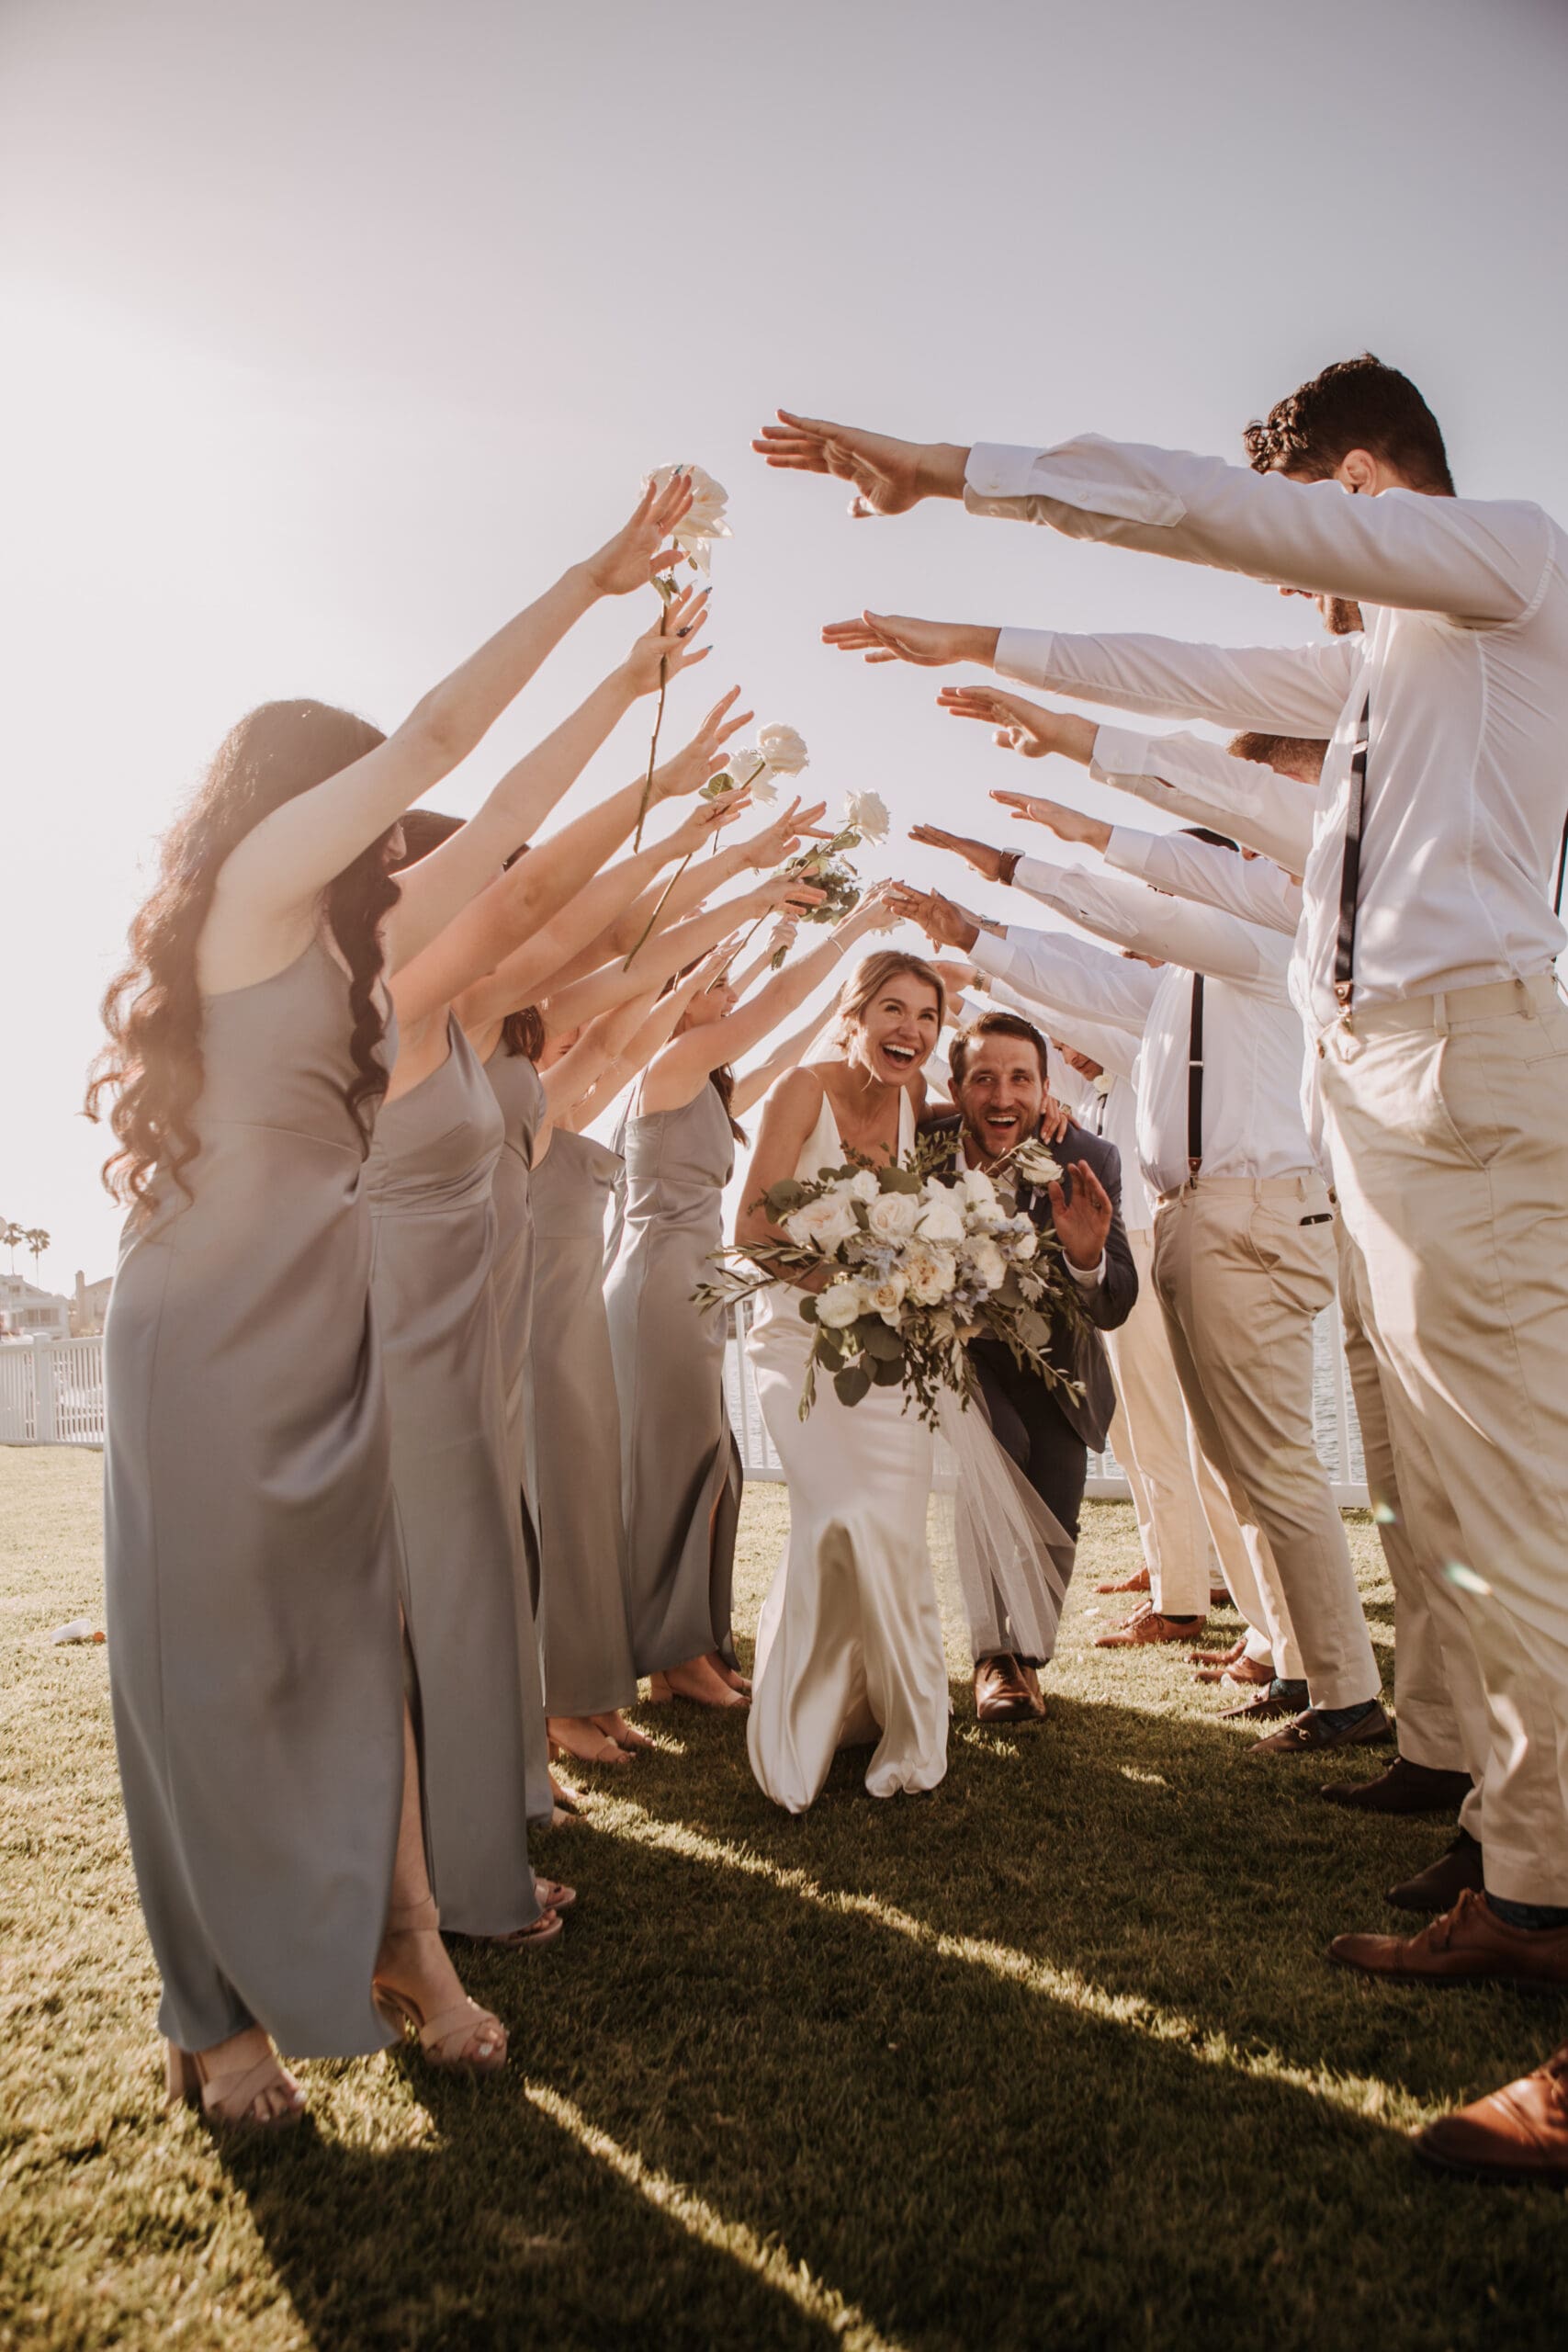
left=4, top=1315, right=1371, bottom=1510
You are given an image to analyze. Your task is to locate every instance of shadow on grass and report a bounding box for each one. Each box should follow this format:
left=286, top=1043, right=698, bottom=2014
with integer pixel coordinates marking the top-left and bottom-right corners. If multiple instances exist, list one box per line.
left=215, top=1691, right=1566, bottom=2352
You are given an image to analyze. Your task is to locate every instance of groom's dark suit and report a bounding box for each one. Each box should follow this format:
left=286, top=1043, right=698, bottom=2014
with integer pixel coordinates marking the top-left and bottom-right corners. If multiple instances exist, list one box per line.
left=921, top=1111, right=1137, bottom=1550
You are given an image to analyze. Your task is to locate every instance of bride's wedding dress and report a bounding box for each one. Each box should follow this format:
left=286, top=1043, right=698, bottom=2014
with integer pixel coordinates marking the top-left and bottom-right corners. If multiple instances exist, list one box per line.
left=746, top=1084, right=948, bottom=1813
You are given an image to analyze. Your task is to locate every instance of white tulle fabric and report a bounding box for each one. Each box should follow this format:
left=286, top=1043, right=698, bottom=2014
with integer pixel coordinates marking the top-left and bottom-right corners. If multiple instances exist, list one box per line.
left=934, top=1386, right=1070, bottom=1664
left=746, top=1084, right=947, bottom=1813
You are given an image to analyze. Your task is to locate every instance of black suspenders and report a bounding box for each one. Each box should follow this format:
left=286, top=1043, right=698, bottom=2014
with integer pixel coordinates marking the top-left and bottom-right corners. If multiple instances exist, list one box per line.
left=1187, top=974, right=1204, bottom=1173
left=1093, top=1087, right=1109, bottom=1137
left=1333, top=693, right=1372, bottom=1012
left=1556, top=812, right=1568, bottom=918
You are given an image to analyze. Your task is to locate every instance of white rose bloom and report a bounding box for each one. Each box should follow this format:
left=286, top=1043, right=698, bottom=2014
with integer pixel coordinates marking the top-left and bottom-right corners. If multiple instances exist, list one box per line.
left=1013, top=1140, right=1063, bottom=1189
left=916, top=1193, right=966, bottom=1247
left=843, top=788, right=890, bottom=844
left=905, top=1246, right=957, bottom=1306
left=966, top=1236, right=1008, bottom=1291
left=1010, top=1225, right=1039, bottom=1261
left=867, top=1189, right=922, bottom=1241
left=849, top=1170, right=881, bottom=1204
left=645, top=462, right=732, bottom=573
left=755, top=722, right=810, bottom=776
left=816, top=1280, right=864, bottom=1329
left=960, top=1167, right=998, bottom=1209
left=865, top=1270, right=908, bottom=1323
left=784, top=1193, right=860, bottom=1253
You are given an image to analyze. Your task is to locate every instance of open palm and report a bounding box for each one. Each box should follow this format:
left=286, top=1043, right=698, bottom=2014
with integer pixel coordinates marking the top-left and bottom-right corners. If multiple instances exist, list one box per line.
left=752, top=413, right=926, bottom=517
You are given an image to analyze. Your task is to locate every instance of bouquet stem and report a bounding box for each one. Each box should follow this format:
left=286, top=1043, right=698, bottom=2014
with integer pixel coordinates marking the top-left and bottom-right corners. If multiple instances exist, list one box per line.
left=632, top=581, right=677, bottom=852
left=622, top=850, right=693, bottom=972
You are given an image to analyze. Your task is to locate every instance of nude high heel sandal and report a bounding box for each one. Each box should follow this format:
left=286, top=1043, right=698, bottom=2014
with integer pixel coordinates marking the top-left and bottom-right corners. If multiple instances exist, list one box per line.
left=165, top=2029, right=307, bottom=2133
left=373, top=1896, right=508, bottom=2074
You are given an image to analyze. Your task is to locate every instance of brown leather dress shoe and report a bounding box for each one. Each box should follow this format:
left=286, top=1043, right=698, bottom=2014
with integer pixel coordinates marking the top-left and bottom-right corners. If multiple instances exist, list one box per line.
left=1209, top=1587, right=1234, bottom=1611
left=1095, top=1608, right=1206, bottom=1649
left=1386, top=1830, right=1485, bottom=1913
left=1320, top=1756, right=1473, bottom=1815
left=1219, top=1686, right=1303, bottom=1722
left=974, top=1653, right=1039, bottom=1723
left=1096, top=1566, right=1150, bottom=1597
left=1247, top=1702, right=1393, bottom=1758
left=1329, top=1888, right=1568, bottom=1990
left=1413, top=2045, right=1568, bottom=2185
left=1018, top=1661, right=1045, bottom=1716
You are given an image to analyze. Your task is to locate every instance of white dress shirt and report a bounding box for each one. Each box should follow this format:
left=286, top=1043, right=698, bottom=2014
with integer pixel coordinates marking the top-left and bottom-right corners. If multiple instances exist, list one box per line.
left=1089, top=722, right=1317, bottom=875
left=973, top=959, right=1153, bottom=1230
left=1103, top=821, right=1302, bottom=938
left=1009, top=854, right=1319, bottom=1198
left=966, top=437, right=1568, bottom=1025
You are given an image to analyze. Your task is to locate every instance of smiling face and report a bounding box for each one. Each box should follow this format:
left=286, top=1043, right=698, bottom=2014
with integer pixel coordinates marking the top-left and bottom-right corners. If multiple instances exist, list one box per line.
left=678, top=975, right=739, bottom=1032
left=846, top=973, right=942, bottom=1086
left=953, top=1032, right=1047, bottom=1167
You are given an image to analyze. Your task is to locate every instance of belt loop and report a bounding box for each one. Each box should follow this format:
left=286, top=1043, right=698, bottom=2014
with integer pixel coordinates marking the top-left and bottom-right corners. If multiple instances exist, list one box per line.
left=1518, top=976, right=1536, bottom=1020
left=1431, top=990, right=1449, bottom=1035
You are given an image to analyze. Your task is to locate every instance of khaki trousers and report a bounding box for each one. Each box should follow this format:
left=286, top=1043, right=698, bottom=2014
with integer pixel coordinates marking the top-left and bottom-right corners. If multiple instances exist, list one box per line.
left=1104, top=1226, right=1256, bottom=1621
left=1334, top=1216, right=1488, bottom=1835
left=1153, top=1176, right=1379, bottom=1710
left=1320, top=971, right=1568, bottom=1904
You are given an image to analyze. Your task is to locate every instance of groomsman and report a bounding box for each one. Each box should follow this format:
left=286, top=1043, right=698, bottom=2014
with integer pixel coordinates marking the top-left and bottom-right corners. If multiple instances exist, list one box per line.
left=759, top=356, right=1568, bottom=2174
left=922, top=1009, right=1136, bottom=1720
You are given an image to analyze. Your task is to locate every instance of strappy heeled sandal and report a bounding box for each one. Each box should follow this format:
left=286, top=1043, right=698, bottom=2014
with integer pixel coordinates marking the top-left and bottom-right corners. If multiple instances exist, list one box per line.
left=649, top=1666, right=748, bottom=1711
left=165, top=2030, right=307, bottom=2133
left=592, top=1712, right=655, bottom=1754
left=373, top=1981, right=509, bottom=2070
left=534, top=1877, right=576, bottom=1914
left=486, top=1905, right=565, bottom=1952
left=549, top=1720, right=628, bottom=1768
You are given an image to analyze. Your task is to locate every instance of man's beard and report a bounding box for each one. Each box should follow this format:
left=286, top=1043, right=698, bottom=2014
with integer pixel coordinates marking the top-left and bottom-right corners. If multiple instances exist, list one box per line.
left=1323, top=596, right=1363, bottom=637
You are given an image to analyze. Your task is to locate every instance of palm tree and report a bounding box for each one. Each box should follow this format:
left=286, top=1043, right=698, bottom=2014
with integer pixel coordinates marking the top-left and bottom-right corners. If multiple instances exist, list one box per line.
left=1, top=1222, right=24, bottom=1277
left=25, top=1229, right=50, bottom=1283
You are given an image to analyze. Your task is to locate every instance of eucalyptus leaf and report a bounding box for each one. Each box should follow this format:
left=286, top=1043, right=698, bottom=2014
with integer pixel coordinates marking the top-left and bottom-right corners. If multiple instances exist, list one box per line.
left=869, top=1353, right=905, bottom=1387
left=858, top=1320, right=904, bottom=1363
left=833, top=1363, right=872, bottom=1408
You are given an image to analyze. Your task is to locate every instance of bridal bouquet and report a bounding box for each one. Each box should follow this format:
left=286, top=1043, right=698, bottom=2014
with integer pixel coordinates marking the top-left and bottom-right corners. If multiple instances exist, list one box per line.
left=694, top=1135, right=1088, bottom=1427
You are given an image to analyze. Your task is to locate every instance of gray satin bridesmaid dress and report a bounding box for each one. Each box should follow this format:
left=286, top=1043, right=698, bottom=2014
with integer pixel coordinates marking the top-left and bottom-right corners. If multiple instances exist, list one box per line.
left=104, top=937, right=403, bottom=2058
left=482, top=1043, right=553, bottom=1825
left=529, top=1131, right=638, bottom=1715
left=605, top=1082, right=743, bottom=1676
left=367, top=1020, right=545, bottom=1934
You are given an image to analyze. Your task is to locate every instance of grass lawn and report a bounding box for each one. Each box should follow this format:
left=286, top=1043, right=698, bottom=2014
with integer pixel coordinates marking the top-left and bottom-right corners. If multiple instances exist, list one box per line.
left=2, top=1446, right=1564, bottom=2351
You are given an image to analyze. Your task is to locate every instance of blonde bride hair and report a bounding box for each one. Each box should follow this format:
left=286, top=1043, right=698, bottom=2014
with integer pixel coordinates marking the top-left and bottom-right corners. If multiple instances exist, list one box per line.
left=830, top=950, right=947, bottom=1048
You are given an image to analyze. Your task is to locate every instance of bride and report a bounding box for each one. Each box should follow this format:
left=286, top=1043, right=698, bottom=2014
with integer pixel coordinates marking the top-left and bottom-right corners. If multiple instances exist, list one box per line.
left=739, top=947, right=953, bottom=1813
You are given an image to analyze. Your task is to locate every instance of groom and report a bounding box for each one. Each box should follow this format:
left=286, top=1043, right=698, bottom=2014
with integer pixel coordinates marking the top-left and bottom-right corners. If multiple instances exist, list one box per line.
left=923, top=1007, right=1137, bottom=1721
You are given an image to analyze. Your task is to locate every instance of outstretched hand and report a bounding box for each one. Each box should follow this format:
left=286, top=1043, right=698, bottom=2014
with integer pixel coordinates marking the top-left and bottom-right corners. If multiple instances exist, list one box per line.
left=739, top=797, right=829, bottom=872
left=649, top=688, right=753, bottom=800
left=1047, top=1157, right=1112, bottom=1272
left=752, top=413, right=965, bottom=517
left=584, top=474, right=696, bottom=595
left=669, top=792, right=751, bottom=857
left=624, top=583, right=712, bottom=698
left=936, top=684, right=1065, bottom=753
left=883, top=883, right=982, bottom=954
left=908, top=823, right=1010, bottom=883
left=989, top=790, right=1111, bottom=853
left=822, top=613, right=996, bottom=669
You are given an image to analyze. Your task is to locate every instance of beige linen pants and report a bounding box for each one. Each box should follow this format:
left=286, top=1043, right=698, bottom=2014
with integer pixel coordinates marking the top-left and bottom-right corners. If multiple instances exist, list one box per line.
left=1320, top=971, right=1568, bottom=1904
left=1104, top=1225, right=1256, bottom=1621
left=1153, top=1174, right=1379, bottom=1710
left=1335, top=1215, right=1488, bottom=1835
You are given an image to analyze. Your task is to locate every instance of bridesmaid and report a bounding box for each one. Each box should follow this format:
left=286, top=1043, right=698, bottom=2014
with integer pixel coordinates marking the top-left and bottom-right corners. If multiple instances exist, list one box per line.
left=605, top=888, right=898, bottom=1708
left=86, top=471, right=695, bottom=2129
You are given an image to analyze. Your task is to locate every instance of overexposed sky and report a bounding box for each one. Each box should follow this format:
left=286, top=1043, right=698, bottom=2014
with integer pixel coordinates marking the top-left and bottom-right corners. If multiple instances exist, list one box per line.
left=5, top=0, right=1567, bottom=1286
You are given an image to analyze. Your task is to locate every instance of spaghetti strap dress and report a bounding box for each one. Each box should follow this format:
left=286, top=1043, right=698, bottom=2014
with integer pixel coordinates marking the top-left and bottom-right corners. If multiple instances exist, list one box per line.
left=103, top=936, right=403, bottom=2056
left=605, top=1084, right=743, bottom=1677
left=528, top=1130, right=639, bottom=1715
left=367, top=1020, right=546, bottom=1933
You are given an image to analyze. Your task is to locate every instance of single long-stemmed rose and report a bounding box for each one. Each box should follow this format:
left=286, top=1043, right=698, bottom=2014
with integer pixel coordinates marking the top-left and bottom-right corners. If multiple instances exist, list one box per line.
left=632, top=464, right=734, bottom=850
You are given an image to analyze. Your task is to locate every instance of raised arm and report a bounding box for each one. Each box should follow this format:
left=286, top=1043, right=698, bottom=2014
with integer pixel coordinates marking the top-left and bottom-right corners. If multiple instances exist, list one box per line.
left=208, top=475, right=696, bottom=978
left=555, top=942, right=736, bottom=1136
left=1013, top=855, right=1291, bottom=991
left=731, top=1001, right=832, bottom=1118
left=1100, top=822, right=1302, bottom=937
left=537, top=867, right=822, bottom=1037
left=1084, top=721, right=1319, bottom=872
left=888, top=881, right=1159, bottom=1028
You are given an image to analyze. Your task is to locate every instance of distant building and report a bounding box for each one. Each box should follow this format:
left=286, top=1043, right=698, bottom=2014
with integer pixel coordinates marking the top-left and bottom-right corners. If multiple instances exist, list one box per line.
left=0, top=1272, right=72, bottom=1340
left=73, top=1271, right=113, bottom=1336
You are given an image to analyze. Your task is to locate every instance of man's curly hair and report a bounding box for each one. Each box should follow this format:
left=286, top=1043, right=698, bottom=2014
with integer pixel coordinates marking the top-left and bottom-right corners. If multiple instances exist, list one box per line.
left=1243, top=353, right=1454, bottom=495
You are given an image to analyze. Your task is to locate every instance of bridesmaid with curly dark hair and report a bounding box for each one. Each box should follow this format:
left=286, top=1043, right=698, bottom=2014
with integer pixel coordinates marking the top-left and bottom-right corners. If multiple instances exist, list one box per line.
left=87, top=476, right=694, bottom=2131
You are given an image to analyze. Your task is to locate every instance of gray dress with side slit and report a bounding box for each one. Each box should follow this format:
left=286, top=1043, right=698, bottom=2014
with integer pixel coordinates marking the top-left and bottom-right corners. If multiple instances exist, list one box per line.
left=529, top=1130, right=638, bottom=1715
left=482, top=1043, right=553, bottom=1824
left=605, top=1084, right=743, bottom=1676
left=367, top=1020, right=544, bottom=1933
left=103, top=938, right=403, bottom=2058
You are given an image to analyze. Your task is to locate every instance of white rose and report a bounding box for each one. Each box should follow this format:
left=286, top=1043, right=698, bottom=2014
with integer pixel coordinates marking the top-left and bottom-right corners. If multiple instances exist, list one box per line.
left=867, top=1189, right=922, bottom=1241
left=645, top=461, right=732, bottom=572
left=916, top=1193, right=966, bottom=1247
left=784, top=1193, right=860, bottom=1252
left=849, top=1169, right=881, bottom=1204
left=756, top=722, right=810, bottom=776
left=960, top=1167, right=998, bottom=1210
left=1010, top=1224, right=1038, bottom=1261
left=1013, top=1139, right=1063, bottom=1190
left=816, top=1281, right=864, bottom=1329
left=865, top=1270, right=908, bottom=1323
left=965, top=1236, right=1008, bottom=1291
left=843, top=788, right=890, bottom=844
left=904, top=1245, right=957, bottom=1306
left=723, top=748, right=778, bottom=806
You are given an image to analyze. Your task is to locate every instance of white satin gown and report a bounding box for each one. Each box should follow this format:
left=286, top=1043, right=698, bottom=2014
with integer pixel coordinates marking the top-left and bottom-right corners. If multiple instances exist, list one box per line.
left=746, top=1083, right=948, bottom=1813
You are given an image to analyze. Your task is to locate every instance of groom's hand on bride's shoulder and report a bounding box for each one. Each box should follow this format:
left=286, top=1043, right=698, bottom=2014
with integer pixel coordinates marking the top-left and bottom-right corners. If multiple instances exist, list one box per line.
left=752, top=412, right=970, bottom=516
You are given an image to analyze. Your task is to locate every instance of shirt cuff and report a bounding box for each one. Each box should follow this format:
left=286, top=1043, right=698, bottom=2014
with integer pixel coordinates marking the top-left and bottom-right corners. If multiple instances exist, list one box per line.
left=970, top=932, right=1012, bottom=985
left=1066, top=1251, right=1107, bottom=1288
left=1102, top=825, right=1158, bottom=883
left=1089, top=722, right=1167, bottom=784
left=994, top=626, right=1059, bottom=690
left=964, top=443, right=1050, bottom=503
left=1012, top=854, right=1066, bottom=904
